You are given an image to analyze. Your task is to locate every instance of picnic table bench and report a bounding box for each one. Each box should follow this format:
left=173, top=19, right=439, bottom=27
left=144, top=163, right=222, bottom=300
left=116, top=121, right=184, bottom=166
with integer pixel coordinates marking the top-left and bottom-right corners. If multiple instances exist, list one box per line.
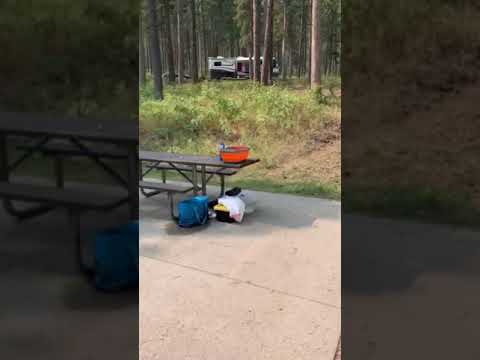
left=139, top=150, right=259, bottom=218
left=0, top=182, right=125, bottom=270
left=0, top=111, right=138, bottom=272
left=139, top=180, right=192, bottom=219
left=143, top=162, right=238, bottom=195
left=15, top=140, right=128, bottom=159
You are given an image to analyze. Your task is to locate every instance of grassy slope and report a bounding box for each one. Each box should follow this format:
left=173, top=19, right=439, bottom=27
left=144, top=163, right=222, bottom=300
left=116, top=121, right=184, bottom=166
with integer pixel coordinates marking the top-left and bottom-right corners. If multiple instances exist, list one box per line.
left=140, top=79, right=341, bottom=199
left=344, top=1, right=480, bottom=226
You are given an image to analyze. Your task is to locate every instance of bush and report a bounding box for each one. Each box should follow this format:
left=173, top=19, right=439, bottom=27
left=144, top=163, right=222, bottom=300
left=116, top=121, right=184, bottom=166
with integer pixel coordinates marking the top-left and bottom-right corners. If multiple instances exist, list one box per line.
left=140, top=80, right=340, bottom=166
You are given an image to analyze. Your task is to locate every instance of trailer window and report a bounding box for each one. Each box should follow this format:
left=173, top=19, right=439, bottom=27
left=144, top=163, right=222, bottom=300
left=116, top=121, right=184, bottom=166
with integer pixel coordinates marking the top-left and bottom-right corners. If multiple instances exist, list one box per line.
left=214, top=61, right=222, bottom=66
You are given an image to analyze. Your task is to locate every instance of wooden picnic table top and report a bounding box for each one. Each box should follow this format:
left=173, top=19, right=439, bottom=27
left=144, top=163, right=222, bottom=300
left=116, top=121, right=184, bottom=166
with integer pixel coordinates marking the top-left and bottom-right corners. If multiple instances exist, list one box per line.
left=0, top=111, right=138, bottom=144
left=139, top=150, right=260, bottom=168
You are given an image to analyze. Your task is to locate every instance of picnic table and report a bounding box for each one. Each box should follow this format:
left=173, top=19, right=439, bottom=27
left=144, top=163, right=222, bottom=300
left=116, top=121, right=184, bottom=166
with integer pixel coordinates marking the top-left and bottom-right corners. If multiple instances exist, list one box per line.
left=139, top=150, right=259, bottom=218
left=0, top=111, right=138, bottom=270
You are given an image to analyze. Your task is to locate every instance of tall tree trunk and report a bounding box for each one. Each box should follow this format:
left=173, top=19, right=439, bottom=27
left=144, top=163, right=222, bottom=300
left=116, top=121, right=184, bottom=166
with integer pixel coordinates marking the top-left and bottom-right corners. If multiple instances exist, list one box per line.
left=249, top=2, right=254, bottom=80
left=252, top=0, right=261, bottom=82
left=230, top=38, right=234, bottom=57
left=288, top=48, right=293, bottom=77
left=261, top=0, right=273, bottom=85
left=176, top=0, right=184, bottom=84
left=328, top=25, right=334, bottom=75
left=190, top=0, right=198, bottom=82
left=213, top=32, right=218, bottom=56
left=139, top=17, right=146, bottom=87
left=306, top=0, right=312, bottom=83
left=269, top=21, right=275, bottom=81
left=310, top=0, right=321, bottom=88
left=281, top=0, right=288, bottom=81
left=298, top=0, right=306, bottom=78
left=163, top=0, right=176, bottom=82
left=147, top=0, right=163, bottom=99
left=248, top=0, right=254, bottom=79
left=201, top=0, right=208, bottom=77
left=145, top=32, right=151, bottom=73
left=185, top=27, right=191, bottom=74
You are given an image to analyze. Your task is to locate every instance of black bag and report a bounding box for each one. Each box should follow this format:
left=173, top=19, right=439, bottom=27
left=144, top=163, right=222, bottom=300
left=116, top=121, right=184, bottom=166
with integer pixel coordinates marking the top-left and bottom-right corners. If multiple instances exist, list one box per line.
left=208, top=199, right=218, bottom=209
left=225, top=187, right=242, bottom=196
left=215, top=209, right=236, bottom=223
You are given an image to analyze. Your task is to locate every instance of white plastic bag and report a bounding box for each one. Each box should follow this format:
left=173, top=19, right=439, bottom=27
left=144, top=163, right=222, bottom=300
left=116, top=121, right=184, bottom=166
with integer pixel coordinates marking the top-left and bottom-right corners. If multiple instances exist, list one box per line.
left=238, top=191, right=256, bottom=214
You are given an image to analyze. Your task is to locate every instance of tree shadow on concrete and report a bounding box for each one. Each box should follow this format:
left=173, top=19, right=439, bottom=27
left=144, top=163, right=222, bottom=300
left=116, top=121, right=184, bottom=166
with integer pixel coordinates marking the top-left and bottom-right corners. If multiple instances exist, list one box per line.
left=140, top=188, right=340, bottom=235
left=342, top=214, right=480, bottom=295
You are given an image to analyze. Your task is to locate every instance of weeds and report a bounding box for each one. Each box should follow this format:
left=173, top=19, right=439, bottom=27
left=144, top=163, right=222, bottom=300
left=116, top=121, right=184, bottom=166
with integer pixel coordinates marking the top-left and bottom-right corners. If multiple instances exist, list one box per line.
left=140, top=79, right=341, bottom=198
left=140, top=80, right=340, bottom=155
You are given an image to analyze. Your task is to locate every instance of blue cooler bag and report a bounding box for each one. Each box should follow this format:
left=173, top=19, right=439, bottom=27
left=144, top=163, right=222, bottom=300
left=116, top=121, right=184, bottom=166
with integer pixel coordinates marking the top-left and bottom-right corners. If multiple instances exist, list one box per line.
left=94, top=221, right=139, bottom=290
left=177, top=195, right=209, bottom=228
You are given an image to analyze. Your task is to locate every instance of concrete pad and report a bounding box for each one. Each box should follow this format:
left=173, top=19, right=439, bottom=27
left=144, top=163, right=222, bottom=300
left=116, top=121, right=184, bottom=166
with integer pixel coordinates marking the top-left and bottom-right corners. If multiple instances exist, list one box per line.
left=140, top=184, right=341, bottom=359
left=0, top=181, right=138, bottom=360
left=140, top=257, right=340, bottom=360
left=343, top=215, right=480, bottom=360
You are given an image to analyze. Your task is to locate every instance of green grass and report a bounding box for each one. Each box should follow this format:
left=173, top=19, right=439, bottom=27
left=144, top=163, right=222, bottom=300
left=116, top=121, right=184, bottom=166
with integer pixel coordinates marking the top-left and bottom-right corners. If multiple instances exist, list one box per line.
left=139, top=79, right=340, bottom=155
left=140, top=79, right=341, bottom=198
left=147, top=169, right=340, bottom=200
left=344, top=185, right=480, bottom=228
left=225, top=178, right=340, bottom=199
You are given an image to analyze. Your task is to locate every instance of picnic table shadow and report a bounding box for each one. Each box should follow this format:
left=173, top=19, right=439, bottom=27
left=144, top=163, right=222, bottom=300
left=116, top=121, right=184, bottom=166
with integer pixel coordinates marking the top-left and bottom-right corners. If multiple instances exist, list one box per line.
left=0, top=207, right=137, bottom=360
left=0, top=206, right=138, bottom=312
left=342, top=214, right=480, bottom=296
left=140, top=190, right=339, bottom=237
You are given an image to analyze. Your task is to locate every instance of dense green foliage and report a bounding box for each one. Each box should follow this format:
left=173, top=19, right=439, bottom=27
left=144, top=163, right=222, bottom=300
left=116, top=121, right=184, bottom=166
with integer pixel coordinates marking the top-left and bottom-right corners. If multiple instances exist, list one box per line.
left=140, top=80, right=339, bottom=158
left=140, top=79, right=340, bottom=198
left=343, top=1, right=480, bottom=223
left=344, top=1, right=479, bottom=82
left=0, top=0, right=138, bottom=117
left=143, top=0, right=340, bottom=81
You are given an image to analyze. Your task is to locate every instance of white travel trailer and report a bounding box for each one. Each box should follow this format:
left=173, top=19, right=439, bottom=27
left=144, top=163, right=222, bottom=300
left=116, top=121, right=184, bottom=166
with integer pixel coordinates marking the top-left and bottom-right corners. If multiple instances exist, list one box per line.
left=208, top=56, right=279, bottom=80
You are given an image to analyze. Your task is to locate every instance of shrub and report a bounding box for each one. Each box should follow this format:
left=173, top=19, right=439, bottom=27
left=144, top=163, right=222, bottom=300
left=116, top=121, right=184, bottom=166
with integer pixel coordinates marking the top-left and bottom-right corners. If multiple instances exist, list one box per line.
left=140, top=80, right=340, bottom=166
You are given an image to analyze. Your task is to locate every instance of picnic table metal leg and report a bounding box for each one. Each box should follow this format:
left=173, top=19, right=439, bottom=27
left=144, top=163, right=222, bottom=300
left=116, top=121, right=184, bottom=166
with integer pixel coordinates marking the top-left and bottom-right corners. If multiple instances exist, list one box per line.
left=69, top=209, right=92, bottom=274
left=201, top=165, right=207, bottom=195
left=127, top=144, right=139, bottom=220
left=0, top=133, right=12, bottom=214
left=0, top=133, right=8, bottom=182
left=68, top=137, right=128, bottom=189
left=55, top=155, right=64, bottom=188
left=220, top=175, right=225, bottom=196
left=0, top=133, right=55, bottom=219
left=70, top=210, right=83, bottom=271
left=169, top=162, right=194, bottom=184
left=192, top=165, right=198, bottom=195
left=168, top=192, right=177, bottom=220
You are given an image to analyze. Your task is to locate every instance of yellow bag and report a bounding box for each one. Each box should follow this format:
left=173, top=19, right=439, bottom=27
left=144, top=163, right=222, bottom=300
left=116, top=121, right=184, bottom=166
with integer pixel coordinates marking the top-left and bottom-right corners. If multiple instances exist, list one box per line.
left=213, top=204, right=229, bottom=212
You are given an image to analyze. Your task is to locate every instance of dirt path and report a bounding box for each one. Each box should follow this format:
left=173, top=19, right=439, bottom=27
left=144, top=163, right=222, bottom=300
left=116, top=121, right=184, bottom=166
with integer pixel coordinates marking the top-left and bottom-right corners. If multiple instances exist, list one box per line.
left=252, top=118, right=341, bottom=186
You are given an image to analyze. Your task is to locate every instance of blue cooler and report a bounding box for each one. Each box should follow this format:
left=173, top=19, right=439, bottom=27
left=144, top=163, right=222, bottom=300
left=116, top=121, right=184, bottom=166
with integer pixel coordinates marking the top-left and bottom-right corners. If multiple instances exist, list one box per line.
left=94, top=221, right=139, bottom=290
left=177, top=195, right=209, bottom=228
